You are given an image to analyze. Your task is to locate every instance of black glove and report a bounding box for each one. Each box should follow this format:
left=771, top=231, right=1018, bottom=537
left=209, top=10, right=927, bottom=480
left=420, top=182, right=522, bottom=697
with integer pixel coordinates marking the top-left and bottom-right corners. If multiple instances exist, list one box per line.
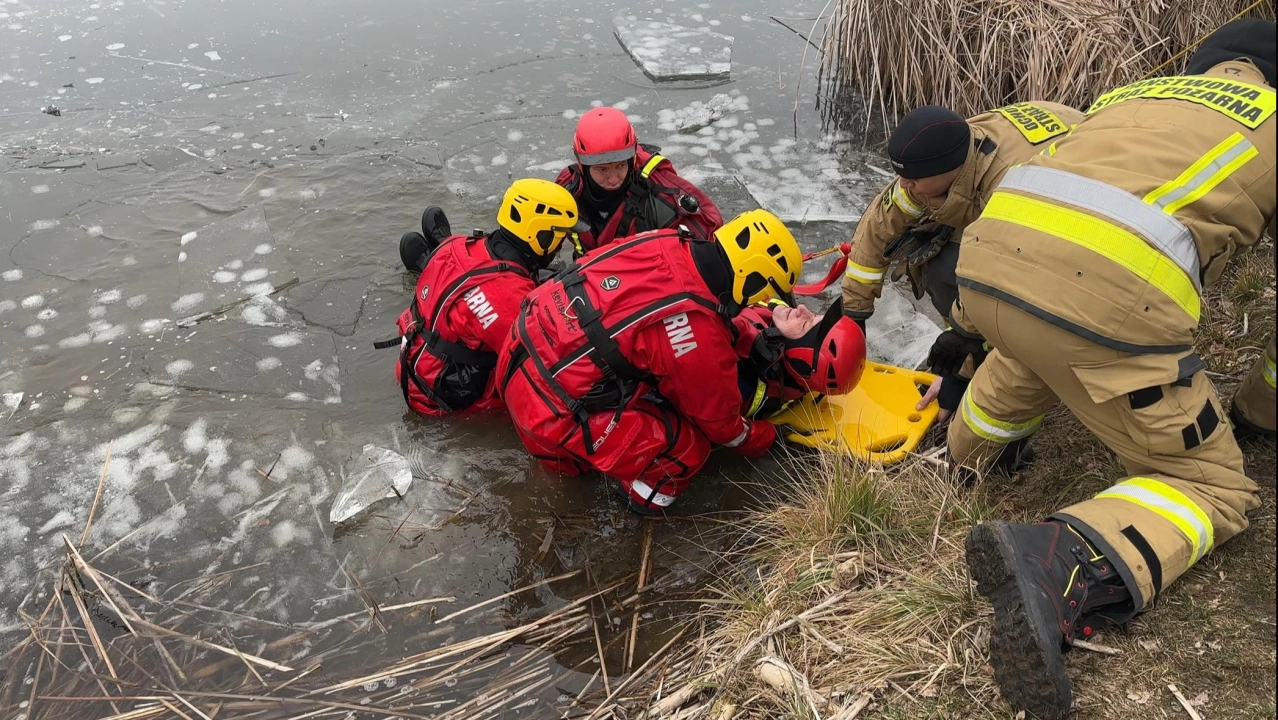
left=926, top=330, right=987, bottom=377
left=842, top=308, right=869, bottom=335
left=936, top=374, right=969, bottom=414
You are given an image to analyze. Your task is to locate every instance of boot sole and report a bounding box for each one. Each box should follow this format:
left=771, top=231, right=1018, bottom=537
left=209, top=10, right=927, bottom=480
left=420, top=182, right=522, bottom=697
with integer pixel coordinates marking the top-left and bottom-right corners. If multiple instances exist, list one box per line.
left=966, top=521, right=1072, bottom=720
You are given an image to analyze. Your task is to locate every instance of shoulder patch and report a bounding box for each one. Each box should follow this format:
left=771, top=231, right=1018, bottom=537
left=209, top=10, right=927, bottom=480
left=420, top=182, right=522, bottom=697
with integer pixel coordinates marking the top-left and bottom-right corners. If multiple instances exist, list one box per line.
left=994, top=103, right=1071, bottom=144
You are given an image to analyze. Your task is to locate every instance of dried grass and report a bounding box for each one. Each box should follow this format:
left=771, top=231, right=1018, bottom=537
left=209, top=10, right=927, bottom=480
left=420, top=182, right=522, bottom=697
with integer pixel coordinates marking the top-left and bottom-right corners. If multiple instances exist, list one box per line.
left=619, top=452, right=1001, bottom=718
left=819, top=0, right=1277, bottom=129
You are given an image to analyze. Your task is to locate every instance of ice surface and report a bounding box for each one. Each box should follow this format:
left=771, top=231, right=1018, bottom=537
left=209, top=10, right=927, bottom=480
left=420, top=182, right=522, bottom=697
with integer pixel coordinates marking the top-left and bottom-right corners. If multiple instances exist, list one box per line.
left=864, top=284, right=942, bottom=369
left=614, top=20, right=732, bottom=81
left=329, top=444, right=413, bottom=523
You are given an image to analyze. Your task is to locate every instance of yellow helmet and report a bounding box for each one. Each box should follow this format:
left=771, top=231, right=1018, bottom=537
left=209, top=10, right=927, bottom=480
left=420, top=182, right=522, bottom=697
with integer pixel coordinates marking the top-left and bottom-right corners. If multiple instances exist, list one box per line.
left=497, top=178, right=585, bottom=257
left=713, top=209, right=802, bottom=305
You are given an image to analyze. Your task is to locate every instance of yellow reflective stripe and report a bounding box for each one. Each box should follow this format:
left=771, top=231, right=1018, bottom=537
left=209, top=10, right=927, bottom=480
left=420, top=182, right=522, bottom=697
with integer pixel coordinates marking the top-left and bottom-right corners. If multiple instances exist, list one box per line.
left=844, top=260, right=886, bottom=284
left=891, top=183, right=924, bottom=219
left=960, top=390, right=1043, bottom=442
left=746, top=380, right=767, bottom=417
left=984, top=191, right=1201, bottom=321
left=1095, top=477, right=1214, bottom=563
left=640, top=154, right=664, bottom=179
left=1041, top=141, right=1059, bottom=157
left=1264, top=354, right=1276, bottom=389
left=1143, top=133, right=1258, bottom=214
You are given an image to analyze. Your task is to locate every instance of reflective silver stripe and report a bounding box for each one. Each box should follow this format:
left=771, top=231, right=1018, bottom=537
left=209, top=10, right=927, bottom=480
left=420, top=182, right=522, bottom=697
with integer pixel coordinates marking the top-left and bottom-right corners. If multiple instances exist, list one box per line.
left=999, top=165, right=1201, bottom=291
left=844, top=262, right=886, bottom=283
left=891, top=183, right=924, bottom=219
left=723, top=422, right=751, bottom=448
left=576, top=147, right=637, bottom=165
left=630, top=480, right=677, bottom=507
left=1150, top=137, right=1256, bottom=213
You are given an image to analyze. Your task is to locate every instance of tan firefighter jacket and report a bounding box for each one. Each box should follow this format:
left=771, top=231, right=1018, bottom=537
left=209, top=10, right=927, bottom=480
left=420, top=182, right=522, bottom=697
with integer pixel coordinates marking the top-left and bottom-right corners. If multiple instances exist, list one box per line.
left=956, top=60, right=1276, bottom=395
left=842, top=101, right=1085, bottom=320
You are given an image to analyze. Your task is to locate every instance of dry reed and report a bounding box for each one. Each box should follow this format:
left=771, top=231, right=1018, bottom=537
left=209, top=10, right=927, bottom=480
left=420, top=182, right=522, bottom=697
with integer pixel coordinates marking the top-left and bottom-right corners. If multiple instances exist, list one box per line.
left=820, top=0, right=1277, bottom=129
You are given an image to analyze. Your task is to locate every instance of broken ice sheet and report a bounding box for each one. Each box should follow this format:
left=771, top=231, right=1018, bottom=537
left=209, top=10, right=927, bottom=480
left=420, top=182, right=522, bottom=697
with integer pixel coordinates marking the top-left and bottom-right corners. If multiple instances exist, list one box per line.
left=2, top=392, right=21, bottom=420
left=330, top=444, right=413, bottom=524
left=613, top=20, right=732, bottom=82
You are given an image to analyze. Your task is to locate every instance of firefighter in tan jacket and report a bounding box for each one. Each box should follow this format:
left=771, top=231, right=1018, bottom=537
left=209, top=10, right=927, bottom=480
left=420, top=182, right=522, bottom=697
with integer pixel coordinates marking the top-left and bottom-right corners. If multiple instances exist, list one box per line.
left=839, top=101, right=1084, bottom=420
left=1231, top=336, right=1276, bottom=439
left=945, top=19, right=1276, bottom=720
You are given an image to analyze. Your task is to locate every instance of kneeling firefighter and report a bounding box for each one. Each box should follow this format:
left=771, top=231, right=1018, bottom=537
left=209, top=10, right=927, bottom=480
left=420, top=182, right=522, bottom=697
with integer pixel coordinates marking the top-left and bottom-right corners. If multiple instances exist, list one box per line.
left=734, top=299, right=867, bottom=419
left=496, top=209, right=802, bottom=513
left=949, top=19, right=1276, bottom=719
left=382, top=178, right=585, bottom=416
left=557, top=106, right=723, bottom=255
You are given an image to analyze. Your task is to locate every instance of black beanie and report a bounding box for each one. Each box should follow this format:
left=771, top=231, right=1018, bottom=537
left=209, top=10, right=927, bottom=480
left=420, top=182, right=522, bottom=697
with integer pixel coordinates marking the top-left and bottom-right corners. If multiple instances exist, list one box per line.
left=887, top=106, right=971, bottom=180
left=1186, top=17, right=1276, bottom=86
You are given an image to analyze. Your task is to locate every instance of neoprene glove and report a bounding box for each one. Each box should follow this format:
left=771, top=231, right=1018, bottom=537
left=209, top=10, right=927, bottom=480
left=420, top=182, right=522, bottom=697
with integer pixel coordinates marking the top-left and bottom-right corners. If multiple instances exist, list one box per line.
left=734, top=419, right=777, bottom=459
left=936, top=374, right=969, bottom=414
left=926, top=330, right=987, bottom=377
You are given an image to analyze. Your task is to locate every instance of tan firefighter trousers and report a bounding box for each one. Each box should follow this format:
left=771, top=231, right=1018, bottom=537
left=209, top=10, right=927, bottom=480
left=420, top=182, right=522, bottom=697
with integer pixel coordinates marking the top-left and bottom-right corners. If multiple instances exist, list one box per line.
left=1234, top=337, right=1276, bottom=433
left=948, top=291, right=1259, bottom=611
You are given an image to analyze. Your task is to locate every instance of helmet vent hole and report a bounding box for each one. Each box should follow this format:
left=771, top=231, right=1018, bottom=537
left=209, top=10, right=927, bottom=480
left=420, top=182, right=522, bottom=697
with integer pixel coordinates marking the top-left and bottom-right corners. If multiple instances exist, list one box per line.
left=735, top=227, right=752, bottom=249
left=776, top=256, right=789, bottom=272
left=767, top=244, right=781, bottom=256
left=535, top=203, right=546, bottom=214
left=742, top=272, right=767, bottom=300
left=547, top=207, right=562, bottom=216
left=509, top=206, right=522, bottom=223
left=535, top=229, right=555, bottom=252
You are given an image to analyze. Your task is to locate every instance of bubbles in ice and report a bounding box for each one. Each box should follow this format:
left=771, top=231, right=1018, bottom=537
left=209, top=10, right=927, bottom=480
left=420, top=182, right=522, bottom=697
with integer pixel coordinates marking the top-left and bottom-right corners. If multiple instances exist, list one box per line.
left=21, top=295, right=43, bottom=309
left=139, top=319, right=167, bottom=334
left=254, top=244, right=273, bottom=255
left=95, top=289, right=122, bottom=305
left=171, top=293, right=205, bottom=313
left=24, top=325, right=44, bottom=338
left=240, top=268, right=269, bottom=282
left=213, top=270, right=237, bottom=284
left=30, top=220, right=58, bottom=231
left=2, top=269, right=22, bottom=281
left=31, top=185, right=49, bottom=194
left=256, top=357, right=282, bottom=372
left=36, top=308, right=57, bottom=321
left=268, top=332, right=303, bottom=348
left=166, top=359, right=193, bottom=377
left=58, top=333, right=92, bottom=348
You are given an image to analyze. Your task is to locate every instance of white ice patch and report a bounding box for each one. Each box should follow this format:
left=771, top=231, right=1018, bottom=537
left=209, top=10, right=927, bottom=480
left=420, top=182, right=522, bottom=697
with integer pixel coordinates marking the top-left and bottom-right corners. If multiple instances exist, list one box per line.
left=204, top=50, right=221, bottom=61
left=255, top=357, right=282, bottom=371
left=258, top=188, right=276, bottom=198
left=182, top=418, right=207, bottom=453
left=31, top=184, right=49, bottom=194
left=285, top=391, right=308, bottom=402
left=86, top=77, right=104, bottom=84
left=490, top=152, right=508, bottom=167
left=87, top=225, right=104, bottom=237
left=139, top=319, right=168, bottom=334
left=165, top=359, right=193, bottom=377
left=21, top=295, right=43, bottom=309
left=172, top=293, right=205, bottom=313
left=0, top=300, right=15, bottom=314
left=58, top=333, right=92, bottom=348
left=613, top=20, right=733, bottom=81
left=268, top=332, right=303, bottom=348
left=240, top=268, right=269, bottom=282
left=213, top=270, right=238, bottom=283
left=241, top=296, right=289, bottom=326
left=271, top=519, right=311, bottom=547
left=126, top=294, right=147, bottom=308
left=94, top=289, right=122, bottom=305
left=64, top=397, right=89, bottom=413
left=106, top=42, right=125, bottom=50
left=31, top=220, right=58, bottom=231
left=254, top=244, right=273, bottom=255
left=180, top=231, right=198, bottom=245
left=89, top=306, right=107, bottom=319
left=507, top=129, right=524, bottom=142
left=36, top=308, right=57, bottom=321
left=244, top=281, right=274, bottom=296
left=59, top=34, right=72, bottom=41
left=23, top=325, right=44, bottom=338
left=38, top=510, right=77, bottom=535
left=2, top=269, right=22, bottom=281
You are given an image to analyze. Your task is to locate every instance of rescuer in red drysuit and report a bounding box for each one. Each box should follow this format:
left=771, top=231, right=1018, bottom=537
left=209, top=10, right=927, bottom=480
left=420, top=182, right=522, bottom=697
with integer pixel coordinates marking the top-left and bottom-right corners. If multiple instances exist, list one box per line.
left=496, top=209, right=803, bottom=513
left=380, top=178, right=584, bottom=417
left=556, top=106, right=723, bottom=255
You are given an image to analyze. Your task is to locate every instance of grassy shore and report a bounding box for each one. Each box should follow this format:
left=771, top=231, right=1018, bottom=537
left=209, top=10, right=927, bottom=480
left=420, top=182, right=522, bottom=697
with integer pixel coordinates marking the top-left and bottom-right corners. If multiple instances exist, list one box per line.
left=634, top=238, right=1275, bottom=719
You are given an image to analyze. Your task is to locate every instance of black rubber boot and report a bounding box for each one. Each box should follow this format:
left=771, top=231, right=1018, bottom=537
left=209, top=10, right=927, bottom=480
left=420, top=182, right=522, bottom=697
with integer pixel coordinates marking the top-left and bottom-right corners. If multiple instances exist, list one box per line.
left=965, top=519, right=1132, bottom=719
left=399, top=231, right=431, bottom=274
left=421, top=206, right=452, bottom=248
left=1229, top=402, right=1276, bottom=442
left=992, top=437, right=1035, bottom=475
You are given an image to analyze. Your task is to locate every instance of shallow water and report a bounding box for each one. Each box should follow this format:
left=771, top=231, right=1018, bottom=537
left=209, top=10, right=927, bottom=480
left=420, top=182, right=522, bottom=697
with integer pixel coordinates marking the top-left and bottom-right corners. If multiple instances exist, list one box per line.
left=0, top=0, right=938, bottom=713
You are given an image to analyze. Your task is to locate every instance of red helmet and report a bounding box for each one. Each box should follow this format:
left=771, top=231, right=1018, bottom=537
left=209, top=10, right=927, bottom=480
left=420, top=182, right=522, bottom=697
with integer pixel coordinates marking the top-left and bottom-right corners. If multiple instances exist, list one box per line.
left=573, top=107, right=638, bottom=166
left=782, top=300, right=866, bottom=396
